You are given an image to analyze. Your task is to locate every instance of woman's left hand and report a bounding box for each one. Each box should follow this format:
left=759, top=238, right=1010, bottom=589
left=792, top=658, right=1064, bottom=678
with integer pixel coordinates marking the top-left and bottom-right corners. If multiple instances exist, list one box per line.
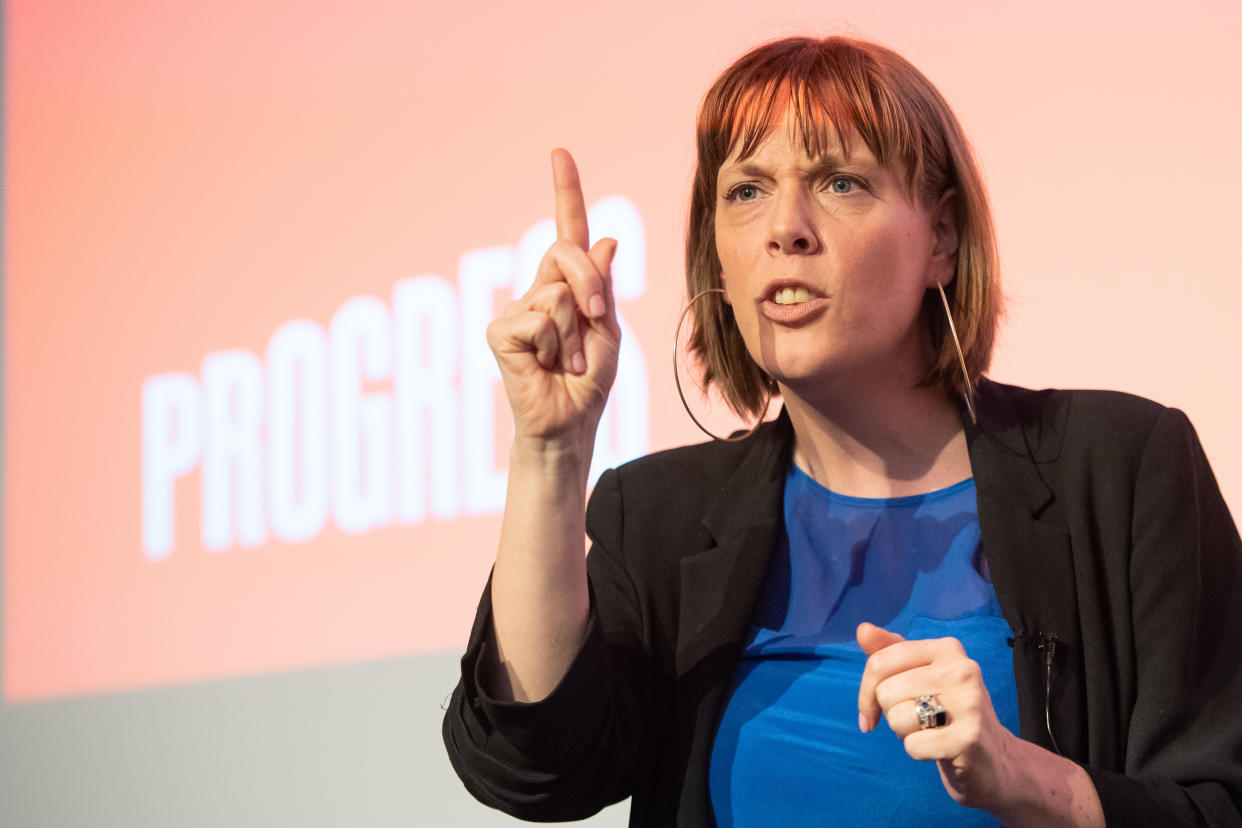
left=855, top=622, right=1017, bottom=812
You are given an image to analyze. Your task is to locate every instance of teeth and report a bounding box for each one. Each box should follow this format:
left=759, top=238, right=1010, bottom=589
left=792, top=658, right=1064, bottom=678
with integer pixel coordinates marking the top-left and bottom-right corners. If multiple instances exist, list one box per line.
left=773, top=287, right=813, bottom=305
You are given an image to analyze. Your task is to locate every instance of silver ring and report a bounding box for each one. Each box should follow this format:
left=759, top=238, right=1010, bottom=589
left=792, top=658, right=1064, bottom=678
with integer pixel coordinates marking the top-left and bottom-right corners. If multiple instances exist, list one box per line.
left=916, top=695, right=947, bottom=729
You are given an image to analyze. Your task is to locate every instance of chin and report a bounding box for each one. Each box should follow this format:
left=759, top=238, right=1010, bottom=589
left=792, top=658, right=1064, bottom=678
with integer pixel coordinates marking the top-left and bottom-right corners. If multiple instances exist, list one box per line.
left=756, top=358, right=841, bottom=393
left=761, top=351, right=906, bottom=400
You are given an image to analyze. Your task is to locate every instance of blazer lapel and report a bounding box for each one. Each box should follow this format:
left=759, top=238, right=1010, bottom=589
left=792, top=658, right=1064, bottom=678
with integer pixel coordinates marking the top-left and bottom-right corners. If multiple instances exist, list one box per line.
left=675, top=411, right=792, bottom=677
left=967, top=381, right=1085, bottom=755
left=671, top=411, right=791, bottom=827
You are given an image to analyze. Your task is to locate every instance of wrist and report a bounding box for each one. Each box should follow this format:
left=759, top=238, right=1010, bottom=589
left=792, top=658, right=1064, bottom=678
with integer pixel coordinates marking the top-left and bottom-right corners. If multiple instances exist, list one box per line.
left=510, top=428, right=596, bottom=480
left=982, top=731, right=1036, bottom=818
left=984, top=737, right=1104, bottom=828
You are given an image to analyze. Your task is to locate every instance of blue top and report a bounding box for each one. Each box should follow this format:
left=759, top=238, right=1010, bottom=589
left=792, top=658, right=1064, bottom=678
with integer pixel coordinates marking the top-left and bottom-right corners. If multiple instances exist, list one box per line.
left=708, top=467, right=1019, bottom=826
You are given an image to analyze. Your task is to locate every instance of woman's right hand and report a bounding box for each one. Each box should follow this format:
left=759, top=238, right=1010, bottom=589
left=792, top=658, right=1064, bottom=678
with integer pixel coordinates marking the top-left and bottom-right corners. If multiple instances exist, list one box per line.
left=487, top=149, right=621, bottom=448
left=485, top=150, right=613, bottom=701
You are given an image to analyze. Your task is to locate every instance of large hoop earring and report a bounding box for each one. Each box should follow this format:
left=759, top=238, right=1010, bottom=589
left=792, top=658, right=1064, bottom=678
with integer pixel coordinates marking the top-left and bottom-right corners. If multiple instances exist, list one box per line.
left=937, top=282, right=977, bottom=425
left=673, top=288, right=772, bottom=442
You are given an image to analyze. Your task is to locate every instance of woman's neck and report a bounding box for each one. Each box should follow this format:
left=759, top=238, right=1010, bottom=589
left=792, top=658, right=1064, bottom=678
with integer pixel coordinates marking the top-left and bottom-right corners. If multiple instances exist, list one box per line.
left=781, top=379, right=971, bottom=499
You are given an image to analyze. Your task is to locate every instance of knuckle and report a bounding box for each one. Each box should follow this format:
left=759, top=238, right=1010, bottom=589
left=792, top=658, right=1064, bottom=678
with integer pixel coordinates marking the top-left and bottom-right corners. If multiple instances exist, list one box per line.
left=486, top=316, right=517, bottom=347
left=951, top=659, right=981, bottom=685
left=873, top=677, right=899, bottom=709
left=548, top=281, right=575, bottom=307
left=531, top=314, right=555, bottom=339
left=536, top=245, right=568, bottom=279
left=550, top=239, right=578, bottom=259
left=500, top=299, right=524, bottom=319
left=857, top=670, right=877, bottom=698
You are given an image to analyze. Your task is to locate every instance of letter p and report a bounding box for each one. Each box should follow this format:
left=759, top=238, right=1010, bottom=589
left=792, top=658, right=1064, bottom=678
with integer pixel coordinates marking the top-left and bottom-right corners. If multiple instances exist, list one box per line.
left=141, top=373, right=202, bottom=560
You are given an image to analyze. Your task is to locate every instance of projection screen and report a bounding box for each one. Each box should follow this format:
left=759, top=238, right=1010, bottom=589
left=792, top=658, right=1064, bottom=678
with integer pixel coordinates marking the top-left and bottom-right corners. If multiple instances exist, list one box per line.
left=5, top=0, right=1240, bottom=824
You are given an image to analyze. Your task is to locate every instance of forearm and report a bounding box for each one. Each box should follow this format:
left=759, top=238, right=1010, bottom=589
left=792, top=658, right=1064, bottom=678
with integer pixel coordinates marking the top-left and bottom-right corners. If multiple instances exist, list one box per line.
left=989, top=737, right=1104, bottom=828
left=488, top=434, right=594, bottom=703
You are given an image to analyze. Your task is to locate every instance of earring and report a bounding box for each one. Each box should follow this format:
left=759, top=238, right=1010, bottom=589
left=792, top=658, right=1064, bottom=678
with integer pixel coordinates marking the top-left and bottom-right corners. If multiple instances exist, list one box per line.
left=673, top=288, right=772, bottom=442
left=936, top=282, right=977, bottom=424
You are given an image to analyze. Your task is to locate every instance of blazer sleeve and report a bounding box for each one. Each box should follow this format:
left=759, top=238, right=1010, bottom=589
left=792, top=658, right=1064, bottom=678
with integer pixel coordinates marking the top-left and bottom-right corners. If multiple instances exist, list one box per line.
left=440, top=467, right=657, bottom=822
left=1084, top=407, right=1242, bottom=826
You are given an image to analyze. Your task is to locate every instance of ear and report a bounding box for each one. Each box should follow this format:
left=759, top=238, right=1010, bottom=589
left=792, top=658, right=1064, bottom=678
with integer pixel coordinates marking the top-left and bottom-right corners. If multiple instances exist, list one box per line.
left=925, top=189, right=960, bottom=288
left=717, top=267, right=733, bottom=306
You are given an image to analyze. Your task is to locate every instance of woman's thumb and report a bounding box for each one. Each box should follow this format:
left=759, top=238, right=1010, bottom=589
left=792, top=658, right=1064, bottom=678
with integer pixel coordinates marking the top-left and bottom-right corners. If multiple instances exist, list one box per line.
left=856, top=622, right=905, bottom=655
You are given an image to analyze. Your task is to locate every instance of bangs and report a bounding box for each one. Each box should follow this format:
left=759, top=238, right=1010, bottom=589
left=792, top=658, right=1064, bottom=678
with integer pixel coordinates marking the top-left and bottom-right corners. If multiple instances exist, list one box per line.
left=708, top=42, right=927, bottom=197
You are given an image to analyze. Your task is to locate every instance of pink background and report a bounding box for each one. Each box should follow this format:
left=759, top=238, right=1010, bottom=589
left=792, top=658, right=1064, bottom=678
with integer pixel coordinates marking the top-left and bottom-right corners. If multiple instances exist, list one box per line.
left=7, top=0, right=1241, bottom=702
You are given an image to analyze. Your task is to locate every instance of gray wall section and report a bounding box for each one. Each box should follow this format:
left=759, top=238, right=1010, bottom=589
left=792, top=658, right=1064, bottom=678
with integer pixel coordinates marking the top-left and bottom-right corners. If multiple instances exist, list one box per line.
left=0, top=650, right=628, bottom=827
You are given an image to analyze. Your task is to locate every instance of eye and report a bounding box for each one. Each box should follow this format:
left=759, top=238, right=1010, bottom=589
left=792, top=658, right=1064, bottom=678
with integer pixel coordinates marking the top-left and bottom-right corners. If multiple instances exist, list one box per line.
left=725, top=183, right=761, bottom=202
left=828, top=176, right=859, bottom=194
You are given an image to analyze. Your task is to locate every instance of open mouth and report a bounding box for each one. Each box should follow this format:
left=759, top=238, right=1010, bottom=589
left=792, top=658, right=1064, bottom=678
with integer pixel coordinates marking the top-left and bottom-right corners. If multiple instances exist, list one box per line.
left=772, top=287, right=814, bottom=306
left=760, top=285, right=828, bottom=324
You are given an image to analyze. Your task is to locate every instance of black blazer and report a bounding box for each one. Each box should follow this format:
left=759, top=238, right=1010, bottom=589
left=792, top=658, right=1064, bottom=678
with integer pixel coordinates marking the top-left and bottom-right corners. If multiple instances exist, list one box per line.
left=443, top=380, right=1242, bottom=826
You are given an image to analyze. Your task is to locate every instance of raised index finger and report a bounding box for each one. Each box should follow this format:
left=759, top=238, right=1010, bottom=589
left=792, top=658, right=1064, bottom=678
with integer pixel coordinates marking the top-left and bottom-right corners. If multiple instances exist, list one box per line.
left=552, top=148, right=590, bottom=250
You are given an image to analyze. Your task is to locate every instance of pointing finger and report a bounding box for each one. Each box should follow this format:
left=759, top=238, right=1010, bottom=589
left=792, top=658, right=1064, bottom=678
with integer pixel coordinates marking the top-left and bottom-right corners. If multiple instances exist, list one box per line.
left=552, top=148, right=590, bottom=251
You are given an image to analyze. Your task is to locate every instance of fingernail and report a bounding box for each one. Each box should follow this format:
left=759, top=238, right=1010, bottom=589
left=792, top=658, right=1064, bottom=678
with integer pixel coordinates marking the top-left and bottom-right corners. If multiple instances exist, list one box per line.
left=858, top=713, right=869, bottom=733
left=572, top=351, right=586, bottom=374
left=588, top=295, right=606, bottom=318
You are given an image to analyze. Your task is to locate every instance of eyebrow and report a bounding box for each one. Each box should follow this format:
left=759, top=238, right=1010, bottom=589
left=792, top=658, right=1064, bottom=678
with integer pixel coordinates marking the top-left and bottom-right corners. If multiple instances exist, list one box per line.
left=720, top=157, right=869, bottom=179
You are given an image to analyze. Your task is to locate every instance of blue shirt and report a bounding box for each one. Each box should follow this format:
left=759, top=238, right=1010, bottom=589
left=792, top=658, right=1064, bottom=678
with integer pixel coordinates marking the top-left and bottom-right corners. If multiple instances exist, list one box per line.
left=709, top=468, right=1019, bottom=826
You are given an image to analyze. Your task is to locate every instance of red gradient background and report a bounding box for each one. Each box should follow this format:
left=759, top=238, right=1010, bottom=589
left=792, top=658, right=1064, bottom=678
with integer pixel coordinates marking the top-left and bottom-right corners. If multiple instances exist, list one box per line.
left=7, top=0, right=1241, bottom=701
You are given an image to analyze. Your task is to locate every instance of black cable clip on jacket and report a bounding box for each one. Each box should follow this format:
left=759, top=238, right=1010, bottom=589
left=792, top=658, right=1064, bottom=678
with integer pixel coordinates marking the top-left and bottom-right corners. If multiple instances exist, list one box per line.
left=1006, top=629, right=1063, bottom=756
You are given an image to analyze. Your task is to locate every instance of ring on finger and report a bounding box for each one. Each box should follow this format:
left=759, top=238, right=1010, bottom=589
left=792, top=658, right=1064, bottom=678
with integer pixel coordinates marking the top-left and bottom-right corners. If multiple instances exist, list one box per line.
left=915, top=694, right=947, bottom=729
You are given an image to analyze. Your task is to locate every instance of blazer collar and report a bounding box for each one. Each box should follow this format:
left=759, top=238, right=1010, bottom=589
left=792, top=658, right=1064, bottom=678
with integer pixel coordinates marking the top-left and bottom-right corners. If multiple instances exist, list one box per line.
left=965, top=378, right=1058, bottom=517
left=700, top=410, right=794, bottom=540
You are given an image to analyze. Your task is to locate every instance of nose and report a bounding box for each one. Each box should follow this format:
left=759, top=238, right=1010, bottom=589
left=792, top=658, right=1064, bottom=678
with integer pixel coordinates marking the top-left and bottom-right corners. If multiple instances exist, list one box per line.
left=766, top=189, right=820, bottom=255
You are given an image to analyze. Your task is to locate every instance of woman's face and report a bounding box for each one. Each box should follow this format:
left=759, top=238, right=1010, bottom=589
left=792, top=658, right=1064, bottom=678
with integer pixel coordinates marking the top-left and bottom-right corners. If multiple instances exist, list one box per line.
left=714, top=111, right=956, bottom=399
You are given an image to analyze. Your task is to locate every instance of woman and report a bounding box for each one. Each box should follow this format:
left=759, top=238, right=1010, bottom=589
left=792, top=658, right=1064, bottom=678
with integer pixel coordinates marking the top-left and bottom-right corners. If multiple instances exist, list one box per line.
left=442, top=36, right=1242, bottom=826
